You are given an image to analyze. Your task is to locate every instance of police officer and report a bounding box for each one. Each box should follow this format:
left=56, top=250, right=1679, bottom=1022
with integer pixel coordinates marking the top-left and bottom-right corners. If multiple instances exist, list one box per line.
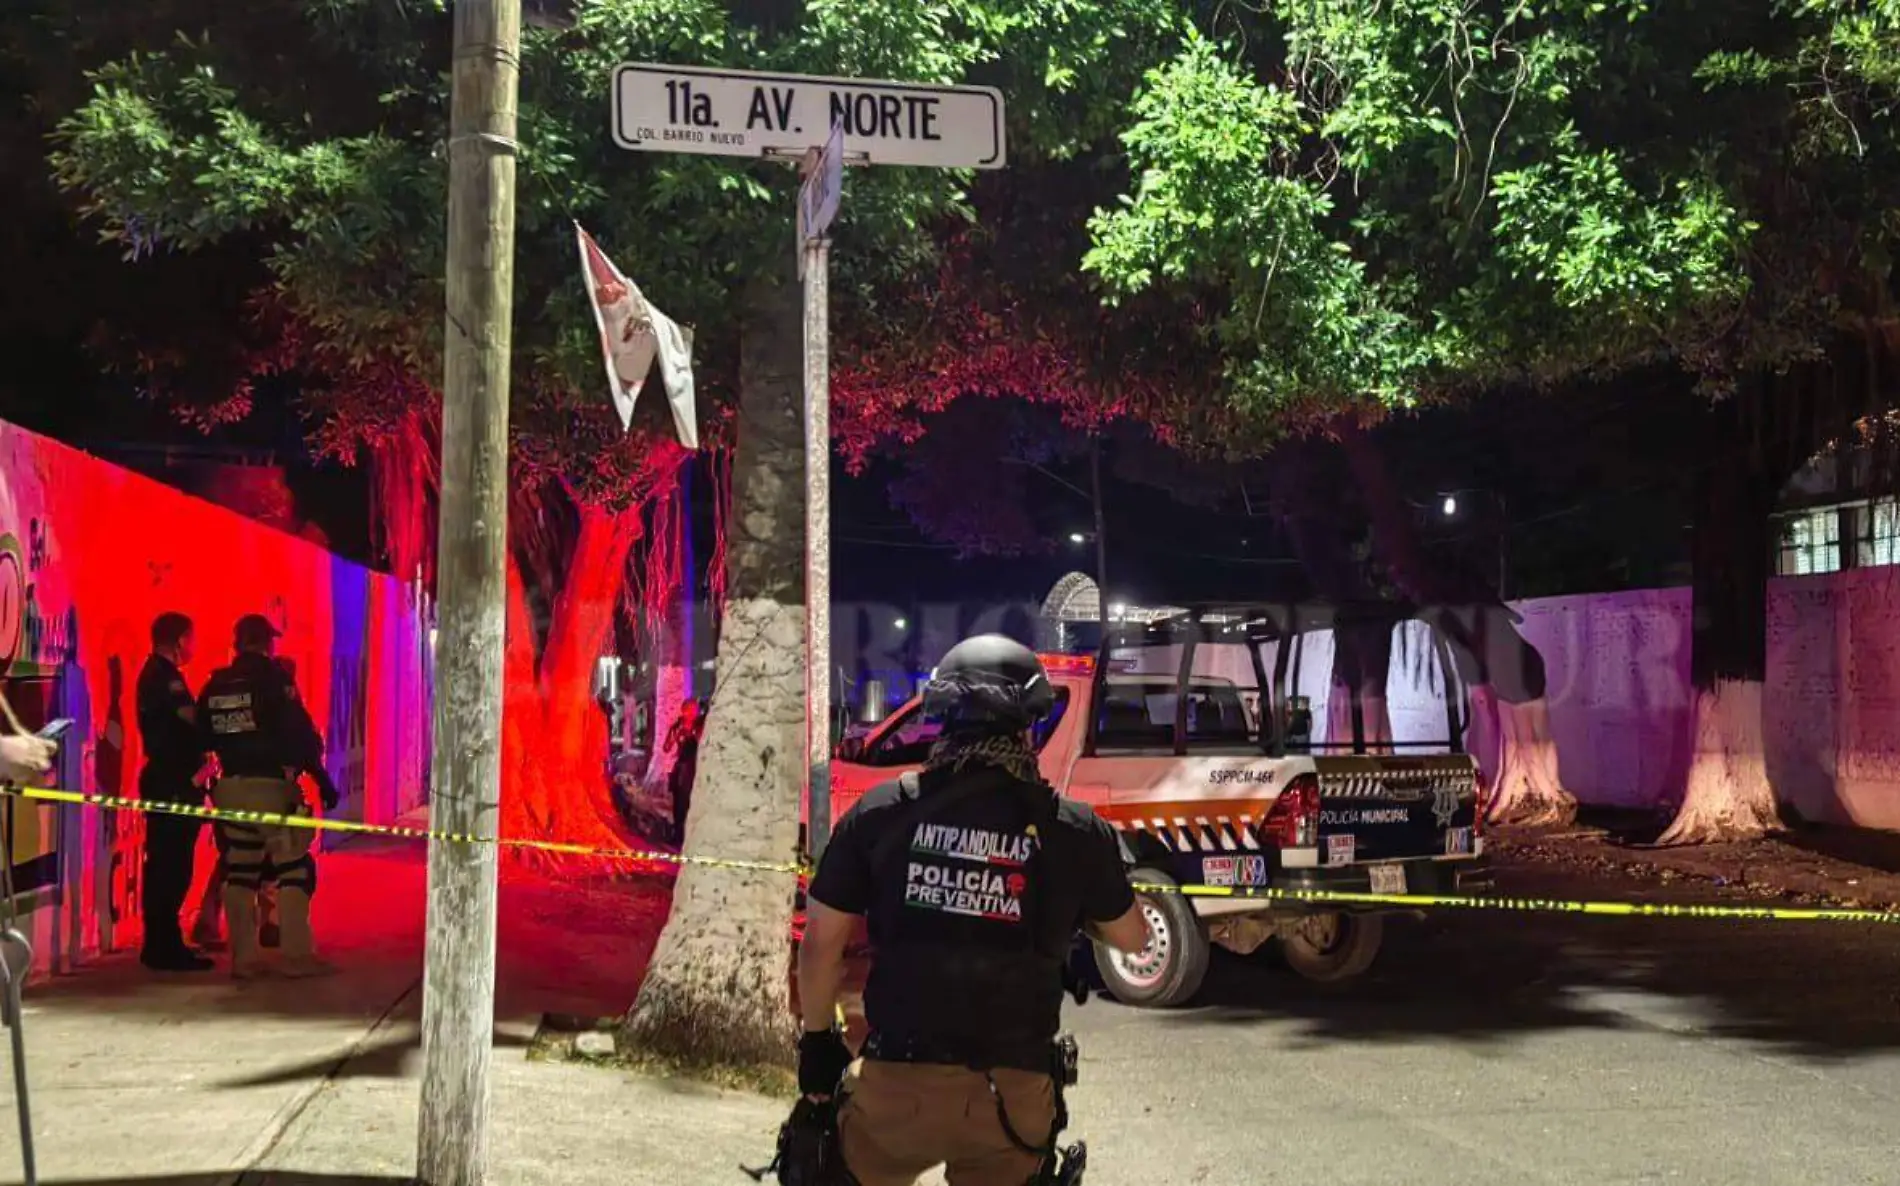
left=665, top=697, right=705, bottom=845
left=136, top=612, right=214, bottom=972
left=197, top=614, right=339, bottom=979
left=797, top=635, right=1149, bottom=1186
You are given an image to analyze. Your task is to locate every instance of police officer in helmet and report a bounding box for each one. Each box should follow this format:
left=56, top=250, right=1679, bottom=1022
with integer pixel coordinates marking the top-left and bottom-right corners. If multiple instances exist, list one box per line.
left=197, top=614, right=340, bottom=979
left=797, top=635, right=1149, bottom=1185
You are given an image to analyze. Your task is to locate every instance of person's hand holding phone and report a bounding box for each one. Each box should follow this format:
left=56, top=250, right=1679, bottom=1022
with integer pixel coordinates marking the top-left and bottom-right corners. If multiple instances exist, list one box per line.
left=0, top=732, right=58, bottom=784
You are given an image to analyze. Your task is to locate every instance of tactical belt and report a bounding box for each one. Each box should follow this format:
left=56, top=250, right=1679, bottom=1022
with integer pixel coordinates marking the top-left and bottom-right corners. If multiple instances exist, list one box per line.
left=860, top=1032, right=1054, bottom=1076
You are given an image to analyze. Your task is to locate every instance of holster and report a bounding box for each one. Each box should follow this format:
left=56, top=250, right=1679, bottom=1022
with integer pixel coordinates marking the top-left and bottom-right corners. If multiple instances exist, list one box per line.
left=1038, top=1037, right=1086, bottom=1185
left=741, top=1098, right=855, bottom=1186
left=1043, top=1140, right=1088, bottom=1186
left=984, top=1036, right=1087, bottom=1186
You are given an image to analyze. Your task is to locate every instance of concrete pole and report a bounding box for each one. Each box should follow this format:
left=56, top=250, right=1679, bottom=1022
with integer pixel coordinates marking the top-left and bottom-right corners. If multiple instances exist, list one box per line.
left=416, top=0, right=518, bottom=1182
left=1091, top=440, right=1109, bottom=633
left=803, top=229, right=833, bottom=863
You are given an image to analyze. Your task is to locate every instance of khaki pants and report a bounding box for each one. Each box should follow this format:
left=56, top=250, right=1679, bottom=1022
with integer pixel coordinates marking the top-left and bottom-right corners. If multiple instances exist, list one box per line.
left=839, top=1060, right=1056, bottom=1186
left=210, top=776, right=317, bottom=966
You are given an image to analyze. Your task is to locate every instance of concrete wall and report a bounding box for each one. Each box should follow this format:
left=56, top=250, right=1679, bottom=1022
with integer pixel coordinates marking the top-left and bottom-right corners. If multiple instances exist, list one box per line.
left=0, top=420, right=431, bottom=975
left=1090, top=575, right=1900, bottom=832
left=1506, top=572, right=1900, bottom=829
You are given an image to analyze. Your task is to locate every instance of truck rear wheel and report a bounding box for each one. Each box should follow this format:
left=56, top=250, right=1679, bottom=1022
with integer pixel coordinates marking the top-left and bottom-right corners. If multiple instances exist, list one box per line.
left=1094, top=867, right=1210, bottom=1008
left=1280, top=911, right=1383, bottom=984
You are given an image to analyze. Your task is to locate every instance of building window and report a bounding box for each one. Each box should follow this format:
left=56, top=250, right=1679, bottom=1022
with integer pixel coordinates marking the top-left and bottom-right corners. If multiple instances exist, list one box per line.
left=1859, top=498, right=1900, bottom=569
left=1776, top=507, right=1841, bottom=576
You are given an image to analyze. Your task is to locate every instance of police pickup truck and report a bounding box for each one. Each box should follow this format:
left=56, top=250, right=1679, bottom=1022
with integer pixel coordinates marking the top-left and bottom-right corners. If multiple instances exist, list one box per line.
left=829, top=602, right=1493, bottom=1007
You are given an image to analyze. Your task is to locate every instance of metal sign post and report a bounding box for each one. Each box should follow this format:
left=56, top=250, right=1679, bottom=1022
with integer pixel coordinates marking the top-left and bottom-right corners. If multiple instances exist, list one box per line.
left=612, top=62, right=1006, bottom=862
left=2, top=798, right=38, bottom=1186
left=2, top=928, right=35, bottom=1186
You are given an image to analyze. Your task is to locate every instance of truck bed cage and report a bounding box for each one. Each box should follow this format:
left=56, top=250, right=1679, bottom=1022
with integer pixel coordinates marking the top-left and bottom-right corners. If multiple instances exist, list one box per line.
left=1087, top=600, right=1471, bottom=759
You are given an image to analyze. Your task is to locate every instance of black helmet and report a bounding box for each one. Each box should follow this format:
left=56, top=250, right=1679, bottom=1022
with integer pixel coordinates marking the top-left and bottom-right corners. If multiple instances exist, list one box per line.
left=921, top=634, right=1054, bottom=736
left=234, top=614, right=280, bottom=651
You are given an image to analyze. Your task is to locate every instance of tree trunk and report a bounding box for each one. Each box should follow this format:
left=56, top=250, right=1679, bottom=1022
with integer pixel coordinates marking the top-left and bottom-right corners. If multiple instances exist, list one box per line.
left=370, top=409, right=439, bottom=585
left=1469, top=686, right=1574, bottom=826
left=644, top=656, right=690, bottom=792
left=1659, top=400, right=1781, bottom=845
left=622, top=272, right=805, bottom=1070
left=1325, top=620, right=1393, bottom=753
left=1335, top=421, right=1577, bottom=822
left=499, top=503, right=644, bottom=856
left=1267, top=441, right=1398, bottom=752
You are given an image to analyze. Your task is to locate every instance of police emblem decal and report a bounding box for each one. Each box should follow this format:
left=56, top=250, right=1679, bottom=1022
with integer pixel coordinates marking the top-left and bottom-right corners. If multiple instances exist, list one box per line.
left=1430, top=781, right=1461, bottom=827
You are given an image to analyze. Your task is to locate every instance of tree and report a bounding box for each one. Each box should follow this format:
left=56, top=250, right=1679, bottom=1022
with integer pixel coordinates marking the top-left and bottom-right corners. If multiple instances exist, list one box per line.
left=1079, top=2, right=1900, bottom=843
left=614, top=0, right=1192, bottom=1071
left=1648, top=4, right=1900, bottom=843
left=1073, top=3, right=1745, bottom=824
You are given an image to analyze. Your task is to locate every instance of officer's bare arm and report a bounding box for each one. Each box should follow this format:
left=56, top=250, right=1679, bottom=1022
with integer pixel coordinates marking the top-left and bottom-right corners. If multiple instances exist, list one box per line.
left=1086, top=902, right=1150, bottom=954
left=797, top=899, right=857, bottom=1033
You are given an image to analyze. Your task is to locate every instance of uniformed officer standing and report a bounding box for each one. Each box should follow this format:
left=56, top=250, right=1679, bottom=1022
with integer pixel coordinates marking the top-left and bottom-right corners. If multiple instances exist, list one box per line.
left=798, top=635, right=1149, bottom=1186
left=136, top=612, right=214, bottom=972
left=197, top=614, right=339, bottom=979
left=665, top=697, right=706, bottom=845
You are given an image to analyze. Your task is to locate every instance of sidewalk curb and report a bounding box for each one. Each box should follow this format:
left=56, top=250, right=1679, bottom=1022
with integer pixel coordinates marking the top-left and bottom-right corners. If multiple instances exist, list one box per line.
left=223, top=977, right=421, bottom=1186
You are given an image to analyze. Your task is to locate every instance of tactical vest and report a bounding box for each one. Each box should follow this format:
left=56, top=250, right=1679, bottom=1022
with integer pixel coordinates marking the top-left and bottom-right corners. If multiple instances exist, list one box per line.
left=862, top=764, right=1068, bottom=1063
left=201, top=656, right=291, bottom=779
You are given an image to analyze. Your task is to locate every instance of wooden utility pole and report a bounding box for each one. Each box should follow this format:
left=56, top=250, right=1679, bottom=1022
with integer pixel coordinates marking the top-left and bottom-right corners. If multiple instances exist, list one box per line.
left=417, top=1, right=519, bottom=1183
left=797, top=132, right=842, bottom=864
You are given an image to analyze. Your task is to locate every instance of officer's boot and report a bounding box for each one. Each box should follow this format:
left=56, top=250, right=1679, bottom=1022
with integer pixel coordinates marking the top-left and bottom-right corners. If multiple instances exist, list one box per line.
left=190, top=898, right=225, bottom=950
left=191, top=866, right=226, bottom=949
left=275, top=886, right=336, bottom=979
left=224, top=886, right=266, bottom=980
left=258, top=883, right=281, bottom=949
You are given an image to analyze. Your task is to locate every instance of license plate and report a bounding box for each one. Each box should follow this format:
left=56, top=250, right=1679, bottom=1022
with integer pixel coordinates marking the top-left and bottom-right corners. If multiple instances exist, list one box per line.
left=1326, top=834, right=1356, bottom=867
left=1368, top=864, right=1407, bottom=895
left=1444, top=826, right=1474, bottom=857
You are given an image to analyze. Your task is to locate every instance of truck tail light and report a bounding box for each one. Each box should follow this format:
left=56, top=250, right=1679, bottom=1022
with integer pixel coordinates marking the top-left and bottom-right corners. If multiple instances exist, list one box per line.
left=1259, top=774, right=1320, bottom=849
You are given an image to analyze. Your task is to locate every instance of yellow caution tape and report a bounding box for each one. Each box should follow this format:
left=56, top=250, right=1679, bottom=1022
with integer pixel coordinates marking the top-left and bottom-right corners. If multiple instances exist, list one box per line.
left=0, top=784, right=808, bottom=877
left=1130, top=882, right=1900, bottom=924
left=6, top=784, right=1895, bottom=925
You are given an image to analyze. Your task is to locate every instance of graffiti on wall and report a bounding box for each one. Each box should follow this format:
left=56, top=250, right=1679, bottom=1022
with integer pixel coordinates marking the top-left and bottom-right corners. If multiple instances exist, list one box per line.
left=0, top=419, right=431, bottom=974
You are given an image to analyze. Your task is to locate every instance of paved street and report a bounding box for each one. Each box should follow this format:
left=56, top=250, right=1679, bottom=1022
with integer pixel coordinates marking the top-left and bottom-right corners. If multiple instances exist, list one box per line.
left=5, top=853, right=1899, bottom=1186
left=1064, top=868, right=1900, bottom=1186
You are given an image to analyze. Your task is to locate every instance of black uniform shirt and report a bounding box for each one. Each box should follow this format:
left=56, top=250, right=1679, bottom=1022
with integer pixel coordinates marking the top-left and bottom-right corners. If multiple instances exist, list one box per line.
left=136, top=654, right=201, bottom=790
left=196, top=652, right=325, bottom=780
left=810, top=766, right=1135, bottom=1057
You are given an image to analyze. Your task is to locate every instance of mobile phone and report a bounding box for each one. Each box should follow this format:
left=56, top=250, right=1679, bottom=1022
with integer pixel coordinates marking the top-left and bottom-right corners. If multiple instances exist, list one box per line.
left=37, top=718, right=74, bottom=742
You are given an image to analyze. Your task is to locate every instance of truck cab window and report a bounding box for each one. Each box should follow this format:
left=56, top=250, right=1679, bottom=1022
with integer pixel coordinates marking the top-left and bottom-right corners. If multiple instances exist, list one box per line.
left=859, top=687, right=1073, bottom=768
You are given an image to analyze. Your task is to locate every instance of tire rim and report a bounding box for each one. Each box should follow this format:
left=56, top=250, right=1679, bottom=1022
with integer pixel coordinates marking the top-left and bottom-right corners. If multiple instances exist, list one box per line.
left=1292, top=912, right=1344, bottom=954
left=1108, top=898, right=1172, bottom=989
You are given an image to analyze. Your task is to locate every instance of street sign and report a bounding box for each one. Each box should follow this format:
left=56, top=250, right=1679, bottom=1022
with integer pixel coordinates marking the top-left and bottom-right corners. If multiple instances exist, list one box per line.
left=613, top=63, right=1005, bottom=170
left=799, top=120, right=845, bottom=242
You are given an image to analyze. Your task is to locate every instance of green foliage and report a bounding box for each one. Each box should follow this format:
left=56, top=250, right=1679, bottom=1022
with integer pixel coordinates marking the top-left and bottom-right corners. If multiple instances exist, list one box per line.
left=38, top=0, right=1900, bottom=458
left=43, top=0, right=1179, bottom=487
left=1083, top=0, right=1900, bottom=417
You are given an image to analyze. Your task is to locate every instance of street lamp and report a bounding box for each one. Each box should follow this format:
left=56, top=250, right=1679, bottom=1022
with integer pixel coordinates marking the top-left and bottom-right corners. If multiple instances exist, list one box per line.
left=893, top=617, right=907, bottom=630
left=1435, top=488, right=1509, bottom=600
left=1068, top=531, right=1088, bottom=545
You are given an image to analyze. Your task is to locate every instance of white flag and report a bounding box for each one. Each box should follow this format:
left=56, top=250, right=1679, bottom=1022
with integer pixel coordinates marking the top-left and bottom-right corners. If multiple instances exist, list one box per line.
left=800, top=119, right=845, bottom=242
left=575, top=224, right=699, bottom=448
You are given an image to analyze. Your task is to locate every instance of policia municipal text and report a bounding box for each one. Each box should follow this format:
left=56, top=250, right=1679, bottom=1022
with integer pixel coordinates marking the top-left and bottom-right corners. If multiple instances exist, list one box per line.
left=795, top=636, right=1149, bottom=1186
